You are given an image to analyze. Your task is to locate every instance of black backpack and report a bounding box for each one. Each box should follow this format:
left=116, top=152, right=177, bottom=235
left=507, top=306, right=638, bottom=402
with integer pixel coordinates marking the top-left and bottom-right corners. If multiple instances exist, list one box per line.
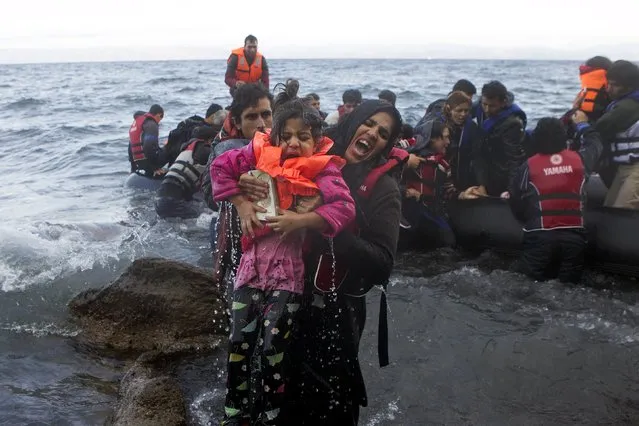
left=166, top=116, right=207, bottom=164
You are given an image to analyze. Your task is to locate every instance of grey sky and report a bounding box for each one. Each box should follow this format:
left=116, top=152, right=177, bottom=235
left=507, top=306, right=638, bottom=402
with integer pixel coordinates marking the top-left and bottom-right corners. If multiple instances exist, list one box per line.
left=1, top=0, right=638, bottom=63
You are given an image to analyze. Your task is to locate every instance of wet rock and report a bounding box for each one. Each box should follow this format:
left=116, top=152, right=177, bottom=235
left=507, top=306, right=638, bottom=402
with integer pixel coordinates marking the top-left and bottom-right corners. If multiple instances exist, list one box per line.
left=106, top=352, right=187, bottom=426
left=68, top=257, right=228, bottom=358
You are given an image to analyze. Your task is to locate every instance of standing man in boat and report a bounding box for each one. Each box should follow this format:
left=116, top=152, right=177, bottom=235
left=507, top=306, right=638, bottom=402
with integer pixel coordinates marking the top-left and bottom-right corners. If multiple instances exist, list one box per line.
left=505, top=113, right=602, bottom=284
left=225, top=35, right=270, bottom=97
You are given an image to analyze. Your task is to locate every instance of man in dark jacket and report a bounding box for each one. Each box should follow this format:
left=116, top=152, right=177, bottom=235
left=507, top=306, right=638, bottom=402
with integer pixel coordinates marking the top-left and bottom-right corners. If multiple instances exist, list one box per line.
left=589, top=60, right=639, bottom=209
left=473, top=81, right=528, bottom=196
left=166, top=103, right=225, bottom=154
left=507, top=113, right=602, bottom=283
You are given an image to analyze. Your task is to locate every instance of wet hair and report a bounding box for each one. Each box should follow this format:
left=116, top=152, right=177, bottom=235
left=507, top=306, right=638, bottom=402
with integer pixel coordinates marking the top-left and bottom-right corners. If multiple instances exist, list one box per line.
left=244, top=35, right=257, bottom=45
left=429, top=120, right=448, bottom=141
left=481, top=81, right=509, bottom=102
left=378, top=89, right=397, bottom=106
left=342, top=89, right=362, bottom=105
left=585, top=56, right=613, bottom=70
left=192, top=126, right=217, bottom=141
left=205, top=103, right=223, bottom=118
left=533, top=117, right=567, bottom=155
left=272, top=79, right=300, bottom=112
left=149, top=104, right=164, bottom=116
left=306, top=93, right=320, bottom=101
left=229, top=82, right=273, bottom=123
left=271, top=80, right=324, bottom=143
left=452, top=79, right=477, bottom=96
left=445, top=91, right=472, bottom=110
left=400, top=123, right=413, bottom=139
left=607, top=60, right=639, bottom=90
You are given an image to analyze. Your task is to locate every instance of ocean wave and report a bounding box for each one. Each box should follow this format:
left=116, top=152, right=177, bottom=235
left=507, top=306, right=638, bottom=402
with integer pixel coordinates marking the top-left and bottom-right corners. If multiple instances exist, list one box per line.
left=0, top=221, right=148, bottom=292
left=0, top=322, right=80, bottom=338
left=3, top=97, right=48, bottom=110
left=146, top=77, right=188, bottom=85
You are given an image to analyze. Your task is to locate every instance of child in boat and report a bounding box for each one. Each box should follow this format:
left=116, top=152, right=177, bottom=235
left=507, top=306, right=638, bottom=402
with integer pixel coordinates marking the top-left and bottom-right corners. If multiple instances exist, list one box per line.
left=211, top=84, right=356, bottom=426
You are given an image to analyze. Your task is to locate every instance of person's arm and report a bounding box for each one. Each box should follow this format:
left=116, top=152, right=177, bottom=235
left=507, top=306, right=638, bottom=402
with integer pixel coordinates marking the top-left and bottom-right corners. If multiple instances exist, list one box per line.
left=225, top=54, right=239, bottom=88
left=508, top=162, right=528, bottom=222
left=501, top=119, right=527, bottom=189
left=310, top=162, right=356, bottom=236
left=260, top=56, right=269, bottom=89
left=335, top=176, right=401, bottom=293
left=210, top=142, right=255, bottom=202
left=141, top=119, right=160, bottom=161
left=575, top=122, right=603, bottom=176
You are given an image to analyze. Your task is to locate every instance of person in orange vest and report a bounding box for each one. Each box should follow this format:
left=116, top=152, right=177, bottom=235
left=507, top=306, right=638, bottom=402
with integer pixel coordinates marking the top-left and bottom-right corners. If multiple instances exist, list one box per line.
left=212, top=84, right=356, bottom=426
left=225, top=34, right=270, bottom=97
left=572, top=56, right=613, bottom=122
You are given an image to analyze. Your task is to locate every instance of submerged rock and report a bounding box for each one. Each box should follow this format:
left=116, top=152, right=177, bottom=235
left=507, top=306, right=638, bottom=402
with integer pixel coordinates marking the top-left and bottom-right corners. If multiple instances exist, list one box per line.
left=106, top=352, right=188, bottom=426
left=68, top=257, right=227, bottom=358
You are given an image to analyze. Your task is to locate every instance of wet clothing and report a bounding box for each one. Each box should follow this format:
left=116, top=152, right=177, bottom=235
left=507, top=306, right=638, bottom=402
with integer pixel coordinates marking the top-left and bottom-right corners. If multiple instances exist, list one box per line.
left=592, top=90, right=639, bottom=207
left=474, top=103, right=528, bottom=195
left=518, top=229, right=587, bottom=283
left=509, top=123, right=603, bottom=283
left=448, top=119, right=481, bottom=190
left=282, top=100, right=404, bottom=425
left=212, top=133, right=355, bottom=295
left=213, top=132, right=356, bottom=424
left=154, top=139, right=211, bottom=219
left=129, top=116, right=169, bottom=175
left=225, top=48, right=269, bottom=96
left=224, top=287, right=302, bottom=425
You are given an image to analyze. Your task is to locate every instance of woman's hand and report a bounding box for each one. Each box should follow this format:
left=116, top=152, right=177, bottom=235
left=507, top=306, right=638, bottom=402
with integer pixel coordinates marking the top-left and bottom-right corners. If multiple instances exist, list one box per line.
left=458, top=187, right=479, bottom=200
left=405, top=188, right=421, bottom=200
left=407, top=154, right=425, bottom=169
left=238, top=173, right=269, bottom=202
left=231, top=196, right=264, bottom=238
left=295, top=195, right=324, bottom=214
left=266, top=209, right=307, bottom=238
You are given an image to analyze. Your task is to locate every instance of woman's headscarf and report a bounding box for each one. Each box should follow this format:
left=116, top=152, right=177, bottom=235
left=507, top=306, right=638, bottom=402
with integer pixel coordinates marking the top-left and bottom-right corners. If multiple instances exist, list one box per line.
left=328, top=100, right=402, bottom=191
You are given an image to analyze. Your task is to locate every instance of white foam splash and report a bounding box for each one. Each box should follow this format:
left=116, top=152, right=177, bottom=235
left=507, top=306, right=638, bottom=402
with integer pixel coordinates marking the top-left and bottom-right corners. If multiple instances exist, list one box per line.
left=366, top=398, right=400, bottom=425
left=0, top=322, right=80, bottom=338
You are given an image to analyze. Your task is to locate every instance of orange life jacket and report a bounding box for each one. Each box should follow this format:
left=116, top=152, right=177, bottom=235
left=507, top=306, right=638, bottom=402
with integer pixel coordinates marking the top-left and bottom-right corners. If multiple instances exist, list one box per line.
left=574, top=68, right=607, bottom=113
left=230, top=47, right=263, bottom=83
left=252, top=131, right=345, bottom=210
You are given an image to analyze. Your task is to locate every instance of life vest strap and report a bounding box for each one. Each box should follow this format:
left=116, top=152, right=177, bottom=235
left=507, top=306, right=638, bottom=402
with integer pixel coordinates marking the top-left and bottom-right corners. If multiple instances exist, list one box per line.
left=540, top=209, right=582, bottom=216
left=538, top=193, right=581, bottom=201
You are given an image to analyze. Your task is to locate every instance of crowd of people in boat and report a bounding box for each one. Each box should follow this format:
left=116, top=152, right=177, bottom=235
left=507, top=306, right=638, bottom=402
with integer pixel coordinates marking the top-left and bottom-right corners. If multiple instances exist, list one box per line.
left=126, top=34, right=639, bottom=425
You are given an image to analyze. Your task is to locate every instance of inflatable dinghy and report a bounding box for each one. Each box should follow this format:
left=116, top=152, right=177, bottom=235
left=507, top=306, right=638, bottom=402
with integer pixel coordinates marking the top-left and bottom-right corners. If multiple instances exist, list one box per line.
left=124, top=172, right=164, bottom=191
left=448, top=175, right=639, bottom=277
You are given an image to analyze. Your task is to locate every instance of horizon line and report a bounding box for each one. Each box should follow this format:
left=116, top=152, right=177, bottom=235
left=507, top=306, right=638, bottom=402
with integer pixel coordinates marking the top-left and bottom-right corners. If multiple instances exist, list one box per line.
left=0, top=56, right=602, bottom=67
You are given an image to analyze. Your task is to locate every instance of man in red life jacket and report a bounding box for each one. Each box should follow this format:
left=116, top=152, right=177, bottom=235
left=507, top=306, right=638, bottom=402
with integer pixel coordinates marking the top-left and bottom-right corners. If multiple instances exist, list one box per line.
left=225, top=34, right=270, bottom=97
left=505, top=112, right=603, bottom=283
left=128, top=104, right=166, bottom=176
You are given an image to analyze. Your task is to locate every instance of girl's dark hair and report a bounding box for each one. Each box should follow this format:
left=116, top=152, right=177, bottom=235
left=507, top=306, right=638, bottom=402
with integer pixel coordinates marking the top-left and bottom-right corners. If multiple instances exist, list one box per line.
left=429, top=120, right=448, bottom=140
left=271, top=79, right=323, bottom=143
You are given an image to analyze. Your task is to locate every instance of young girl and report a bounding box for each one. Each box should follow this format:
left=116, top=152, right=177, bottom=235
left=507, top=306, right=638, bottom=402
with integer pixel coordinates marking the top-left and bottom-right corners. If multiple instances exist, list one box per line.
left=211, top=86, right=356, bottom=426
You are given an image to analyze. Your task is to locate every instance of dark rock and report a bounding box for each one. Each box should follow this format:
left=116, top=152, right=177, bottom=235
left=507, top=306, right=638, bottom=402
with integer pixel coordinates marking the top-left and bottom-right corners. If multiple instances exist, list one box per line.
left=68, top=257, right=228, bottom=358
left=105, top=352, right=187, bottom=426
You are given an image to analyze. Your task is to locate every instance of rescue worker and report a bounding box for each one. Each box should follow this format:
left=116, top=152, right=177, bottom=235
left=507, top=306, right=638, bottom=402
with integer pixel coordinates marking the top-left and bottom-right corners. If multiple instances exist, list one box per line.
left=472, top=81, right=528, bottom=196
left=225, top=35, right=269, bottom=97
left=128, top=104, right=166, bottom=177
left=154, top=126, right=217, bottom=219
left=506, top=113, right=603, bottom=283
left=590, top=60, right=639, bottom=209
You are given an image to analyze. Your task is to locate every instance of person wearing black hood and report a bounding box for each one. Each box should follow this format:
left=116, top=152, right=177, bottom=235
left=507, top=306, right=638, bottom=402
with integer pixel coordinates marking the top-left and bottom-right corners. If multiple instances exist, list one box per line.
left=472, top=81, right=528, bottom=197
left=236, top=100, right=405, bottom=425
